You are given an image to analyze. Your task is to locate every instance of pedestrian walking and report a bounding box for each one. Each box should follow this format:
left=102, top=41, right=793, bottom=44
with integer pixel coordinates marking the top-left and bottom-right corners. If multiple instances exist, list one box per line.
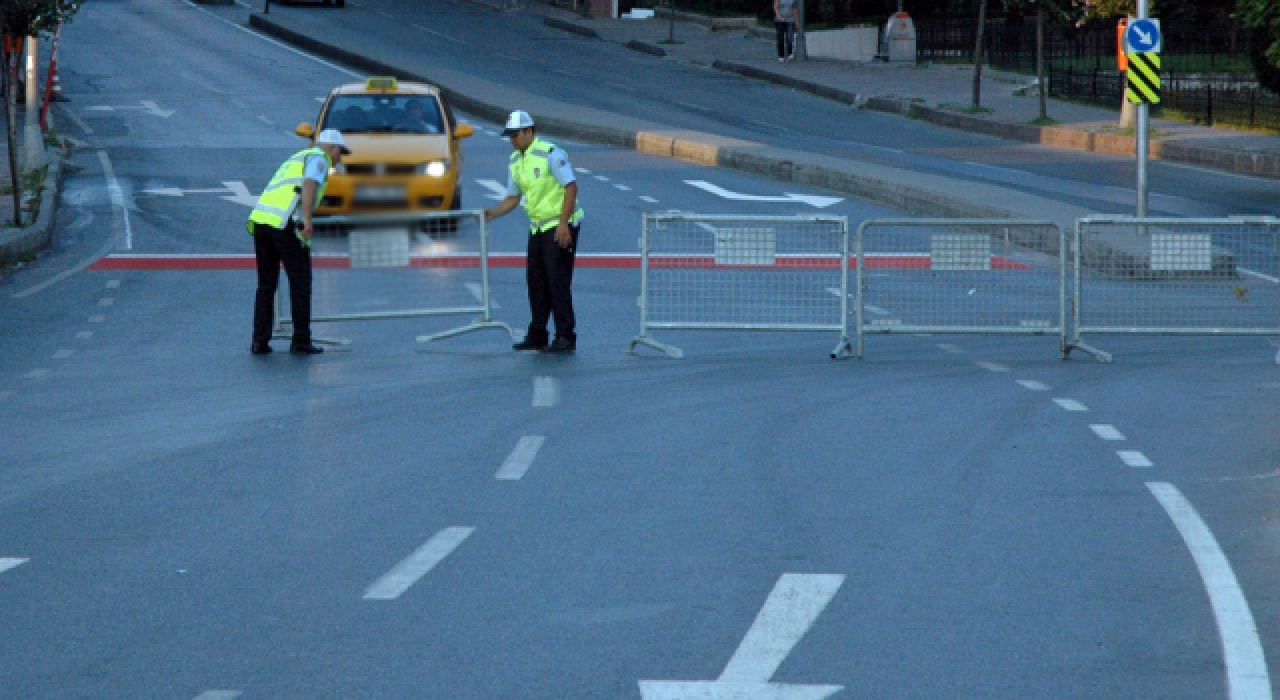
left=484, top=110, right=584, bottom=355
left=246, top=129, right=350, bottom=356
left=774, top=0, right=797, bottom=61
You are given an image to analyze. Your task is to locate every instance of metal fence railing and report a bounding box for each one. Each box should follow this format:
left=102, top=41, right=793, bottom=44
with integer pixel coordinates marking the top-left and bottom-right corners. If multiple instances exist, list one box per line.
left=1049, top=69, right=1280, bottom=130
left=273, top=209, right=515, bottom=347
left=627, top=213, right=852, bottom=359
left=1066, top=217, right=1280, bottom=364
left=855, top=219, right=1066, bottom=357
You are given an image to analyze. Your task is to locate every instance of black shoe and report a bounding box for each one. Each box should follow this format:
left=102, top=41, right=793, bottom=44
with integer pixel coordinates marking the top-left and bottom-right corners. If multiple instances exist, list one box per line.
left=250, top=342, right=272, bottom=355
left=290, top=343, right=324, bottom=355
left=543, top=337, right=576, bottom=355
left=513, top=337, right=548, bottom=352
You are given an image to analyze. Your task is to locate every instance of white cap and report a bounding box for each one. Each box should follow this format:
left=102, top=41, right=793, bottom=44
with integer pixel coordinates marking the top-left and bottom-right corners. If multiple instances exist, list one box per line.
left=501, top=110, right=535, bottom=136
left=316, top=128, right=352, bottom=154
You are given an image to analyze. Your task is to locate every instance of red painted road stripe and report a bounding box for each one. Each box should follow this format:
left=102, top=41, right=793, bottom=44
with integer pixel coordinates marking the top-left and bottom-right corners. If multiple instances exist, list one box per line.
left=89, top=253, right=1032, bottom=271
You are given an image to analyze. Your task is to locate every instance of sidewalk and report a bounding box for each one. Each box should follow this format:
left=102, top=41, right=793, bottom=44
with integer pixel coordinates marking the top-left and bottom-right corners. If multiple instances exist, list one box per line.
left=535, top=4, right=1280, bottom=175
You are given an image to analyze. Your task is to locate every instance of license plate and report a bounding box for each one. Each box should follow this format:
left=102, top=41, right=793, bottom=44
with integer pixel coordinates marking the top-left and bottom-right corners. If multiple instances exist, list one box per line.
left=355, top=185, right=407, bottom=202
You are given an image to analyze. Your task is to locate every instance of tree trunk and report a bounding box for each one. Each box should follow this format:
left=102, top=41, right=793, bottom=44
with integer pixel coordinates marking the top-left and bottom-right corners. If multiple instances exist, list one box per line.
left=5, top=40, right=22, bottom=227
left=1037, top=5, right=1047, bottom=120
left=972, top=0, right=987, bottom=108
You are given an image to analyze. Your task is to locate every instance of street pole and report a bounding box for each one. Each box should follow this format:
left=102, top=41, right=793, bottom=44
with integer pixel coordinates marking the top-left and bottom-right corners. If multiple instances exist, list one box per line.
left=795, top=0, right=806, bottom=60
left=24, top=36, right=42, bottom=170
left=1135, top=0, right=1148, bottom=219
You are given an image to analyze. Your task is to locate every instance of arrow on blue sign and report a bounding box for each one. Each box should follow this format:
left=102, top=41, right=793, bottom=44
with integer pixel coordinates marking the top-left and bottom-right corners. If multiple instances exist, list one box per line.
left=1125, top=19, right=1162, bottom=53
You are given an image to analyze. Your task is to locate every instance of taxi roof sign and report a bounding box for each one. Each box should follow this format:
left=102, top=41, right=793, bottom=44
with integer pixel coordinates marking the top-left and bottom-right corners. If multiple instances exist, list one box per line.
left=366, top=76, right=398, bottom=92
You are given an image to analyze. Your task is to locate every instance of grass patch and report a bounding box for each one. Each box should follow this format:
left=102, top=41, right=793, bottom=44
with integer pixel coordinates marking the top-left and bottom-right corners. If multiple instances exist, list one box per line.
left=1026, top=116, right=1059, bottom=126
left=939, top=102, right=995, bottom=114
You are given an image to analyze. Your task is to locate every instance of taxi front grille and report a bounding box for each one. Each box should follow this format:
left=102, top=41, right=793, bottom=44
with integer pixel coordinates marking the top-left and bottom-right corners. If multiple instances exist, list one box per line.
left=344, top=164, right=418, bottom=176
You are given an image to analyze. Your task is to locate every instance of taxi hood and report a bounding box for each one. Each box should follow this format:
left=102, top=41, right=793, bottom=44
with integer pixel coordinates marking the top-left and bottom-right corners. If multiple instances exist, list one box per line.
left=339, top=133, right=451, bottom=163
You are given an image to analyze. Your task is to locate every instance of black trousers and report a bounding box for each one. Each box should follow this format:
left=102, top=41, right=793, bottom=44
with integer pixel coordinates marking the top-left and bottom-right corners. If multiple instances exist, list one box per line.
left=251, top=220, right=312, bottom=346
left=775, top=21, right=795, bottom=58
left=525, top=224, right=580, bottom=343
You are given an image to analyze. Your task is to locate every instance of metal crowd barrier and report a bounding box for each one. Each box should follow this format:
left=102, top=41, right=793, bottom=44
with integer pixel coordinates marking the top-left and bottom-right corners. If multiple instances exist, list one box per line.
left=627, top=213, right=852, bottom=359
left=855, top=219, right=1066, bottom=356
left=1066, top=216, right=1280, bottom=364
left=272, top=209, right=515, bottom=346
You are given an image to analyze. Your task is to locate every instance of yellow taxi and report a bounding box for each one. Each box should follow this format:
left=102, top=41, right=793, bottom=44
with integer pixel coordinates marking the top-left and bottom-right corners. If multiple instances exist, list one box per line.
left=296, top=77, right=474, bottom=223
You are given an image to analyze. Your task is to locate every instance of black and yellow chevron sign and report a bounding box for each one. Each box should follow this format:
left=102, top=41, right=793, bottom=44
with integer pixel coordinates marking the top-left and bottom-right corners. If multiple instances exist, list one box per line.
left=1126, top=51, right=1161, bottom=104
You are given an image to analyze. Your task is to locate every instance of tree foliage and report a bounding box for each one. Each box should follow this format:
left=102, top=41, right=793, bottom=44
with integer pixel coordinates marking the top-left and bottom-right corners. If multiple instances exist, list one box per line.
left=0, top=0, right=81, bottom=36
left=1241, top=0, right=1280, bottom=92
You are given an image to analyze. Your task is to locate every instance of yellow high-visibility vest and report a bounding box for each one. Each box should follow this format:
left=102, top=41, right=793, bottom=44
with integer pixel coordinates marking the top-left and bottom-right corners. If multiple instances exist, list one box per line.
left=247, top=147, right=331, bottom=232
left=509, top=137, right=583, bottom=234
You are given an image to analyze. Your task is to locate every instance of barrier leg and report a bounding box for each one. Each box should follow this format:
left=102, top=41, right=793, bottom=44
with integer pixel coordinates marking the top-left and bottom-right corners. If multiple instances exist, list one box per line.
left=627, top=334, right=683, bottom=359
left=416, top=319, right=517, bottom=345
left=273, top=288, right=351, bottom=346
left=830, top=335, right=852, bottom=360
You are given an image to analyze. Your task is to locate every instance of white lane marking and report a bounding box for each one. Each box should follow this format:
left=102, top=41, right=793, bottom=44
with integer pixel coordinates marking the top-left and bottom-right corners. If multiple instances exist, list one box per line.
left=552, top=68, right=579, bottom=78
left=1118, top=450, right=1153, bottom=468
left=1146, top=482, right=1273, bottom=700
left=1053, top=398, right=1088, bottom=412
left=180, top=0, right=362, bottom=77
left=495, top=436, right=546, bottom=480
left=363, top=526, right=474, bottom=600
left=1017, top=380, right=1049, bottom=391
left=98, top=298, right=115, bottom=307
left=411, top=23, right=469, bottom=46
left=98, top=150, right=134, bottom=251
left=464, top=282, right=499, bottom=308
left=256, top=115, right=275, bottom=125
left=89, top=315, right=105, bottom=323
left=0, top=558, right=27, bottom=575
left=856, top=142, right=904, bottom=155
left=639, top=195, right=658, bottom=203
left=193, top=692, right=242, bottom=700
left=376, top=9, right=394, bottom=17
left=594, top=175, right=610, bottom=182
left=475, top=178, right=509, bottom=201
left=606, top=81, right=636, bottom=92
left=11, top=215, right=122, bottom=298
left=975, top=361, right=1008, bottom=372
left=106, top=279, right=121, bottom=289
left=574, top=168, right=591, bottom=174
left=1240, top=267, right=1280, bottom=285
left=533, top=377, right=559, bottom=407
left=685, top=180, right=844, bottom=209
left=60, top=103, right=96, bottom=135
left=52, top=348, right=75, bottom=360
left=640, top=573, right=845, bottom=699
left=1090, top=424, right=1125, bottom=441
left=672, top=99, right=710, bottom=112
left=936, top=343, right=964, bottom=354
left=76, top=331, right=93, bottom=340
left=24, top=369, right=50, bottom=380
left=315, top=97, right=327, bottom=103
left=1160, top=159, right=1280, bottom=183
left=614, top=184, right=632, bottom=191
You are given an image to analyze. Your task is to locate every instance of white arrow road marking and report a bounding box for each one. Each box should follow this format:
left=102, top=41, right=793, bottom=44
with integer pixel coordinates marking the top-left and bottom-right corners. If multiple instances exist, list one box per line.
left=0, top=558, right=28, bottom=575
left=140, top=181, right=257, bottom=207
left=363, top=527, right=474, bottom=600
left=684, top=180, right=844, bottom=209
left=85, top=101, right=175, bottom=118
left=193, top=692, right=241, bottom=700
left=476, top=178, right=509, bottom=201
left=220, top=181, right=259, bottom=207
left=639, top=573, right=845, bottom=700
left=1147, top=483, right=1273, bottom=700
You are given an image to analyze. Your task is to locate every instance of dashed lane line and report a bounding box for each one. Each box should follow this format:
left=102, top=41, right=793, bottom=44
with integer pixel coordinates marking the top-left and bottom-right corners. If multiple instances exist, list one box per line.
left=256, top=115, right=275, bottom=126
left=975, top=361, right=1008, bottom=373
left=76, top=331, right=93, bottom=340
left=1017, top=380, right=1049, bottom=391
left=411, top=23, right=468, bottom=46
left=614, top=184, right=632, bottom=191
left=1090, top=424, right=1126, bottom=441
left=363, top=526, right=475, bottom=600
left=1146, top=482, right=1273, bottom=700
left=639, top=195, right=658, bottom=203
left=98, top=298, right=115, bottom=307
left=1053, top=398, right=1088, bottom=412
left=533, top=377, right=559, bottom=407
left=52, top=348, right=75, bottom=360
left=1118, top=450, right=1153, bottom=468
left=89, top=315, right=105, bottom=323
left=574, top=168, right=591, bottom=174
left=106, top=279, right=121, bottom=289
left=180, top=0, right=362, bottom=78
left=24, top=369, right=50, bottom=380
left=495, top=436, right=546, bottom=481
left=193, top=692, right=241, bottom=700
left=593, top=175, right=610, bottom=182
left=936, top=343, right=964, bottom=354
left=0, top=558, right=27, bottom=574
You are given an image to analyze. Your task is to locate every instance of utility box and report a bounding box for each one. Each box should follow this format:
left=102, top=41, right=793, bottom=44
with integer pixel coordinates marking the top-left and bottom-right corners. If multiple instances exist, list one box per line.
left=884, top=12, right=916, bottom=63
left=588, top=0, right=616, bottom=18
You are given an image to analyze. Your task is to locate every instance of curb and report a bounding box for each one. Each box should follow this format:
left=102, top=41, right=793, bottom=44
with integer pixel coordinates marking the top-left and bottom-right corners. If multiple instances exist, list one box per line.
left=652, top=7, right=756, bottom=31
left=626, top=39, right=666, bottom=57
left=712, top=60, right=858, bottom=106
left=543, top=16, right=598, bottom=38
left=0, top=142, right=66, bottom=263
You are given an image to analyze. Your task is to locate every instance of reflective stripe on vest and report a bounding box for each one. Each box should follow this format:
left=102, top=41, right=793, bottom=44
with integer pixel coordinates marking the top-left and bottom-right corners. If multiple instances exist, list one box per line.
left=509, top=137, right=583, bottom=234
left=247, top=148, right=331, bottom=232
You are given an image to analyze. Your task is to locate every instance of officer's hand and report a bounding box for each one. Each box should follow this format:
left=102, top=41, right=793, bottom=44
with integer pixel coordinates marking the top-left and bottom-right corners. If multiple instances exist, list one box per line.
left=483, top=209, right=492, bottom=222
left=300, top=220, right=314, bottom=242
left=554, top=222, right=572, bottom=248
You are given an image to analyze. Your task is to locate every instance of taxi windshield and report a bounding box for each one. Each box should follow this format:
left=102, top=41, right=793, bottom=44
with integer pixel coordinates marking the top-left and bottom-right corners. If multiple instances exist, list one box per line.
left=321, top=95, right=445, bottom=135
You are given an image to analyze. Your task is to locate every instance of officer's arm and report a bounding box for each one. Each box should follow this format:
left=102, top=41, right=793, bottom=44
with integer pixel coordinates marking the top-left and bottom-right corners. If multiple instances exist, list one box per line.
left=485, top=195, right=522, bottom=222
left=299, top=179, right=319, bottom=239
left=559, top=181, right=578, bottom=227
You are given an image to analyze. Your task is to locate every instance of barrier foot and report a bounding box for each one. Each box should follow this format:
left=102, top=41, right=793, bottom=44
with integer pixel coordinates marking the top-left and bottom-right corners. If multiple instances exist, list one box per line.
left=272, top=324, right=351, bottom=346
left=416, top=319, right=517, bottom=345
left=831, top=336, right=853, bottom=360
left=1274, top=344, right=1279, bottom=366
left=1069, top=340, right=1113, bottom=363
left=628, top=334, right=683, bottom=359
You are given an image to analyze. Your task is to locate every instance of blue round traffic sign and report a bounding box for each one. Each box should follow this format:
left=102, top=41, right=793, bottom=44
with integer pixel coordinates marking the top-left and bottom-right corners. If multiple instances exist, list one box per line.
left=1125, top=19, right=1161, bottom=53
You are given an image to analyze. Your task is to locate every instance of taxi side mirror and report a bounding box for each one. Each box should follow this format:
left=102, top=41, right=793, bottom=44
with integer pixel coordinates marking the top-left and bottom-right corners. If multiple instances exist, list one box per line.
left=295, top=122, right=315, bottom=139
left=454, top=123, right=474, bottom=139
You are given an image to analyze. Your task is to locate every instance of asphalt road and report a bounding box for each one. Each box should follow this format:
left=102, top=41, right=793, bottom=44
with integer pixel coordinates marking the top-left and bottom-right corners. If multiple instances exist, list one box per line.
left=2, top=1, right=1280, bottom=698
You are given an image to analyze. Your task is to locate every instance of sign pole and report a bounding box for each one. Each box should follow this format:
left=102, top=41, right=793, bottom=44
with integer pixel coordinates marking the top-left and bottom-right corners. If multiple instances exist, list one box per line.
left=1135, top=0, right=1149, bottom=219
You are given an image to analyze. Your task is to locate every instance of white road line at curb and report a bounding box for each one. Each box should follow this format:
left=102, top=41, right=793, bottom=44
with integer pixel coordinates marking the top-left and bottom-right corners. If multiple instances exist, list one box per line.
left=412, top=23, right=468, bottom=46
left=533, top=376, right=559, bottom=407
left=256, top=115, right=275, bottom=125
left=975, top=361, right=1008, bottom=372
left=60, top=103, right=95, bottom=135
left=99, top=298, right=115, bottom=307
left=1118, top=450, right=1153, bottom=468
left=1240, top=267, right=1280, bottom=285
left=936, top=343, right=964, bottom=354
left=495, top=436, right=545, bottom=480
left=1090, top=424, right=1125, bottom=440
left=363, top=527, right=474, bottom=600
left=639, top=195, right=658, bottom=203
left=574, top=168, right=591, bottom=174
left=52, top=348, right=75, bottom=360
left=88, top=315, right=105, bottom=323
left=464, top=282, right=499, bottom=308
left=76, top=331, right=93, bottom=340
left=594, top=175, right=610, bottom=182
left=98, top=150, right=133, bottom=251
left=1053, top=398, right=1088, bottom=412
left=1017, top=380, right=1049, bottom=391
left=615, top=184, right=631, bottom=191
left=193, top=692, right=242, bottom=700
left=181, top=0, right=362, bottom=78
left=0, top=558, right=27, bottom=574
left=1147, top=482, right=1273, bottom=700
left=24, top=369, right=50, bottom=380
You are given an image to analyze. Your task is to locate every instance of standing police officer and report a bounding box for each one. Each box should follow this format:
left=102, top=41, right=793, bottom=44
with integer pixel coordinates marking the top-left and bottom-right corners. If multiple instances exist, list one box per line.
left=247, top=129, right=350, bottom=356
left=485, top=111, right=584, bottom=354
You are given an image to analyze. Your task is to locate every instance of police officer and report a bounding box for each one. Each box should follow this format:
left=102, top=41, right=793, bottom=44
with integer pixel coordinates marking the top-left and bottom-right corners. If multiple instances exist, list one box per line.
left=247, top=129, right=350, bottom=356
left=484, top=110, right=584, bottom=354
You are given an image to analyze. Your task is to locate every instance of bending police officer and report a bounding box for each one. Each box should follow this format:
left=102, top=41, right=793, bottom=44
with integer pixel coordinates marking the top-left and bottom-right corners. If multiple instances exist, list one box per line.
left=246, top=129, right=350, bottom=355
left=484, top=111, right=584, bottom=354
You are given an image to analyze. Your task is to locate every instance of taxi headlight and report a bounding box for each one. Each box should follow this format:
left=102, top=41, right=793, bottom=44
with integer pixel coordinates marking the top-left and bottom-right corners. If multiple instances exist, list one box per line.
left=418, top=160, right=450, bottom=177
left=329, top=164, right=346, bottom=175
